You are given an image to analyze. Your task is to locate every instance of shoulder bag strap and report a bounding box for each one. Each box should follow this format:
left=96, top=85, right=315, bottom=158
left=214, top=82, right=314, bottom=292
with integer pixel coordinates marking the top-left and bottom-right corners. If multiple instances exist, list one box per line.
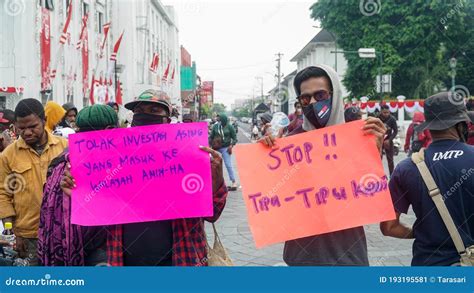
left=411, top=148, right=466, bottom=254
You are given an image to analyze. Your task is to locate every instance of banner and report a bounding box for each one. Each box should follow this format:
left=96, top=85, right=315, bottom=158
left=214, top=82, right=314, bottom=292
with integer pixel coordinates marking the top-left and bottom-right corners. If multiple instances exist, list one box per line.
left=69, top=122, right=213, bottom=226
left=40, top=8, right=51, bottom=91
left=234, top=120, right=396, bottom=248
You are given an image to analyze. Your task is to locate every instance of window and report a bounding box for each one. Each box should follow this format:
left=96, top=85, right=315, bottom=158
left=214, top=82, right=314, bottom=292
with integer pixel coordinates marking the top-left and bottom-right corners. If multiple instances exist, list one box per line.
left=82, top=2, right=89, bottom=18
left=97, top=11, right=104, bottom=33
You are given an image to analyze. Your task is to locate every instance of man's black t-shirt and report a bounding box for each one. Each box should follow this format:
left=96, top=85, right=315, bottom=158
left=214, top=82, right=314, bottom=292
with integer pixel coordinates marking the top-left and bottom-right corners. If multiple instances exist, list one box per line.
left=123, top=221, right=173, bottom=266
left=390, top=139, right=474, bottom=266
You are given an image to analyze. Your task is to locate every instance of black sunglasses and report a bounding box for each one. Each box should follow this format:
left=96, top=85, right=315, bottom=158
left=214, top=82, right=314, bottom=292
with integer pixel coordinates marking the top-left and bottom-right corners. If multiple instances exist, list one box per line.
left=297, top=90, right=331, bottom=106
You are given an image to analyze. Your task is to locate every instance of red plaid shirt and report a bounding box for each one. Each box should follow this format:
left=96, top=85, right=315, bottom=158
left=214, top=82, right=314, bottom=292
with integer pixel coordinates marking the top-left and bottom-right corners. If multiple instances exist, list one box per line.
left=106, top=183, right=227, bottom=266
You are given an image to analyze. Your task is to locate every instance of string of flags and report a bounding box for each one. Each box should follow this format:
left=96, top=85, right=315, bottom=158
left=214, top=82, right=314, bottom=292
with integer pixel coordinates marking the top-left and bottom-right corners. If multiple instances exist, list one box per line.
left=345, top=100, right=425, bottom=113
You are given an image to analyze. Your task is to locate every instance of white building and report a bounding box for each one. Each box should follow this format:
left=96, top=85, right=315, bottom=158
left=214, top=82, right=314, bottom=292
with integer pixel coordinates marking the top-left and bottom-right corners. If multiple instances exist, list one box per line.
left=112, top=0, right=180, bottom=109
left=0, top=0, right=180, bottom=111
left=290, top=29, right=349, bottom=101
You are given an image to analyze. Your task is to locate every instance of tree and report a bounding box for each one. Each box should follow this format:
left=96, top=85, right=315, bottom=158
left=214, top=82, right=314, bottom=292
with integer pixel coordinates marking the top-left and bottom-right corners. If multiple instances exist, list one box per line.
left=211, top=103, right=227, bottom=115
left=310, top=0, right=473, bottom=99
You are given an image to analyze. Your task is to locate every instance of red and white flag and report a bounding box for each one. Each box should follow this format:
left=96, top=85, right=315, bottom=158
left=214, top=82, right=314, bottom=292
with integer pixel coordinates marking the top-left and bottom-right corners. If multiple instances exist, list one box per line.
left=110, top=31, right=124, bottom=62
left=59, top=2, right=73, bottom=45
left=170, top=67, right=175, bottom=84
left=76, top=13, right=89, bottom=50
left=162, top=62, right=170, bottom=83
left=89, top=73, right=96, bottom=105
left=50, top=2, right=73, bottom=80
left=115, top=80, right=123, bottom=105
left=100, top=22, right=111, bottom=58
left=149, top=53, right=159, bottom=73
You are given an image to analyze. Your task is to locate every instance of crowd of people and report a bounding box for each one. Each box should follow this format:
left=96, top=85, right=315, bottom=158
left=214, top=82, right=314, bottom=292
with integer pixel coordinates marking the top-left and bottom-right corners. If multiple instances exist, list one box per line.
left=0, top=64, right=472, bottom=267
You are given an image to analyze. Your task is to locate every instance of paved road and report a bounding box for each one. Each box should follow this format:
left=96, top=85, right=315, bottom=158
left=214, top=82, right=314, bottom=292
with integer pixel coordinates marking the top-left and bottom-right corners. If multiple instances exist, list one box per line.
left=206, top=122, right=416, bottom=266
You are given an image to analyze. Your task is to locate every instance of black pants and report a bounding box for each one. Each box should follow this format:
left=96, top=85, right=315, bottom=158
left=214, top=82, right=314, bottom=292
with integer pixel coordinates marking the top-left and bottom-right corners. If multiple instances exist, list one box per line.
left=382, top=141, right=395, bottom=175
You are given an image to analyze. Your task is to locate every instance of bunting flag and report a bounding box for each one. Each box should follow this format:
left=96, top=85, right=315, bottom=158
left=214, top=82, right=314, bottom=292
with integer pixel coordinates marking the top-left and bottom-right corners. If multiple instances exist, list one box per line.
left=40, top=7, right=51, bottom=91
left=105, top=78, right=109, bottom=104
left=82, top=25, right=89, bottom=96
left=110, top=31, right=124, bottom=62
left=76, top=13, right=89, bottom=50
left=355, top=100, right=425, bottom=114
left=50, top=1, right=73, bottom=80
left=59, top=2, right=73, bottom=45
left=149, top=53, right=159, bottom=73
left=170, top=67, right=175, bottom=84
left=162, top=62, right=170, bottom=83
left=89, top=73, right=95, bottom=105
left=99, top=22, right=111, bottom=58
left=115, top=80, right=123, bottom=105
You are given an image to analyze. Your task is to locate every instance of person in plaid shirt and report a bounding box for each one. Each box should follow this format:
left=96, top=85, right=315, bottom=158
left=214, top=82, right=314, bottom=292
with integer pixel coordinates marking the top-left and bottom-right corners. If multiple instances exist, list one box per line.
left=61, top=90, right=228, bottom=266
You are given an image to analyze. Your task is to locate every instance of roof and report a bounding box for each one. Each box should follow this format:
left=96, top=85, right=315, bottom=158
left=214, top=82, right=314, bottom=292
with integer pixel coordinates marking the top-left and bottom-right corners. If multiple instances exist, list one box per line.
left=290, top=29, right=336, bottom=62
left=254, top=103, right=270, bottom=112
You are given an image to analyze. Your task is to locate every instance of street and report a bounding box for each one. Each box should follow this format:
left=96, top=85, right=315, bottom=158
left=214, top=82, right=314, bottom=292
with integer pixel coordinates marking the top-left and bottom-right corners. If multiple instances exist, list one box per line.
left=206, top=123, right=416, bottom=266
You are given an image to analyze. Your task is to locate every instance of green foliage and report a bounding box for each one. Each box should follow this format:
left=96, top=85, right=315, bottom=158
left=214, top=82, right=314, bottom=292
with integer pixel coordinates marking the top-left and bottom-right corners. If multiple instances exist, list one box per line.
left=212, top=103, right=227, bottom=115
left=310, top=0, right=473, bottom=99
left=232, top=106, right=251, bottom=118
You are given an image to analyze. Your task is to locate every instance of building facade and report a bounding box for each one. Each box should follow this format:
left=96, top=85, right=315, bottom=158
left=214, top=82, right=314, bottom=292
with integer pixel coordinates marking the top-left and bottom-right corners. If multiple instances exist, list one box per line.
left=0, top=0, right=180, bottom=111
left=290, top=29, right=349, bottom=102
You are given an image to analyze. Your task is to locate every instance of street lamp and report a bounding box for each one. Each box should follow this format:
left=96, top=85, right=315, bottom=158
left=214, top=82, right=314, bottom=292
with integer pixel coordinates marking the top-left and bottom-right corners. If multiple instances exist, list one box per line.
left=450, top=57, right=457, bottom=92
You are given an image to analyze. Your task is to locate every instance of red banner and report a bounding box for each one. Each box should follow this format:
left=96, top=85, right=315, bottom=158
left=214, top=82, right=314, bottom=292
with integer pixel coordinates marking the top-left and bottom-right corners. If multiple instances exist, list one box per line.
left=40, top=8, right=51, bottom=91
left=82, top=29, right=89, bottom=96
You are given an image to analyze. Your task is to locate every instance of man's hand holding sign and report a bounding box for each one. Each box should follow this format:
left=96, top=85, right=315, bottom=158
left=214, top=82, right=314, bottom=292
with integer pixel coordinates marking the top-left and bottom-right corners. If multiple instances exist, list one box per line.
left=235, top=120, right=396, bottom=248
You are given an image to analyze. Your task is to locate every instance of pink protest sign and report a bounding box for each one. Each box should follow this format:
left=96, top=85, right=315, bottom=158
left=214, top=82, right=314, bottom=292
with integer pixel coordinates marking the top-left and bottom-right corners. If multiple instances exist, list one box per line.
left=68, top=122, right=213, bottom=226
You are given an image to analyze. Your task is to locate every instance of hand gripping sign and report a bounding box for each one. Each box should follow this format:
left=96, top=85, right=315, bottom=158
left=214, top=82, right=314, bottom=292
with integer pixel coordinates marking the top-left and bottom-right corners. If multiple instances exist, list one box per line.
left=69, top=122, right=213, bottom=226
left=234, top=120, right=396, bottom=248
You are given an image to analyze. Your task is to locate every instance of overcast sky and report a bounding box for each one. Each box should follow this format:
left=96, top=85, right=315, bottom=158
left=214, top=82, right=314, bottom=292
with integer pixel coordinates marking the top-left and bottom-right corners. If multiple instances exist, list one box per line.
left=162, top=0, right=318, bottom=108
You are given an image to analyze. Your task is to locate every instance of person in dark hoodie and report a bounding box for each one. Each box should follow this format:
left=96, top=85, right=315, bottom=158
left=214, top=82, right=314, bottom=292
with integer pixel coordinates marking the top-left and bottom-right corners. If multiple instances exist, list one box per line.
left=259, top=65, right=386, bottom=266
left=59, top=103, right=78, bottom=129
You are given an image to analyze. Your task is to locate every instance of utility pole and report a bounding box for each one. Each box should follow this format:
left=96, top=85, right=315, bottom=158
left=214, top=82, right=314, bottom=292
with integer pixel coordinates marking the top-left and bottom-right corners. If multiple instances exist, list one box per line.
left=276, top=52, right=283, bottom=112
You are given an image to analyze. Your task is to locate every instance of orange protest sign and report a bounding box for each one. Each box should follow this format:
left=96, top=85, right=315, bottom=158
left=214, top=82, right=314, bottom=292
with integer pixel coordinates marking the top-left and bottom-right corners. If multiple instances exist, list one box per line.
left=234, top=120, right=396, bottom=248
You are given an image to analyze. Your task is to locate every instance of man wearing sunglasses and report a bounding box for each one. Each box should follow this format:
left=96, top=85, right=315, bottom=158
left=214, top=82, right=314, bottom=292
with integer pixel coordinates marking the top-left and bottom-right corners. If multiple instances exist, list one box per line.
left=259, top=65, right=386, bottom=266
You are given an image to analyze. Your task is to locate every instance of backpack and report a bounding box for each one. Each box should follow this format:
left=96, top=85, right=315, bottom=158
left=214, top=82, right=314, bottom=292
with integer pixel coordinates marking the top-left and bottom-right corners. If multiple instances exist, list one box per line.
left=410, top=123, right=424, bottom=152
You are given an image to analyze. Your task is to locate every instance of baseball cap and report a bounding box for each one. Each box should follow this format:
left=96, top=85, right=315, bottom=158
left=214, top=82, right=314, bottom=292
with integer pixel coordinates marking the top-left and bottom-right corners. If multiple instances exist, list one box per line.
left=124, top=89, right=172, bottom=114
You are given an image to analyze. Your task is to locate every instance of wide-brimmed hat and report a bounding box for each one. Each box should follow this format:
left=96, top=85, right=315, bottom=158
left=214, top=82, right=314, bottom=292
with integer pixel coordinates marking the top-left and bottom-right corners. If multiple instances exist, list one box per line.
left=124, top=89, right=172, bottom=114
left=416, top=92, right=471, bottom=132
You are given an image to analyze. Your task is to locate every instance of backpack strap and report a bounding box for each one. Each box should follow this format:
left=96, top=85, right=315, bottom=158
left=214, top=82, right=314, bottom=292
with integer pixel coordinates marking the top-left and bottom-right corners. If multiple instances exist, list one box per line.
left=411, top=149, right=467, bottom=254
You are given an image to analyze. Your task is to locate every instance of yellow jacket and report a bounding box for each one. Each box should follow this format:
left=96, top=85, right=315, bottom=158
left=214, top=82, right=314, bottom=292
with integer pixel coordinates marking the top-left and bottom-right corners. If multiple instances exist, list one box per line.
left=0, top=132, right=67, bottom=238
